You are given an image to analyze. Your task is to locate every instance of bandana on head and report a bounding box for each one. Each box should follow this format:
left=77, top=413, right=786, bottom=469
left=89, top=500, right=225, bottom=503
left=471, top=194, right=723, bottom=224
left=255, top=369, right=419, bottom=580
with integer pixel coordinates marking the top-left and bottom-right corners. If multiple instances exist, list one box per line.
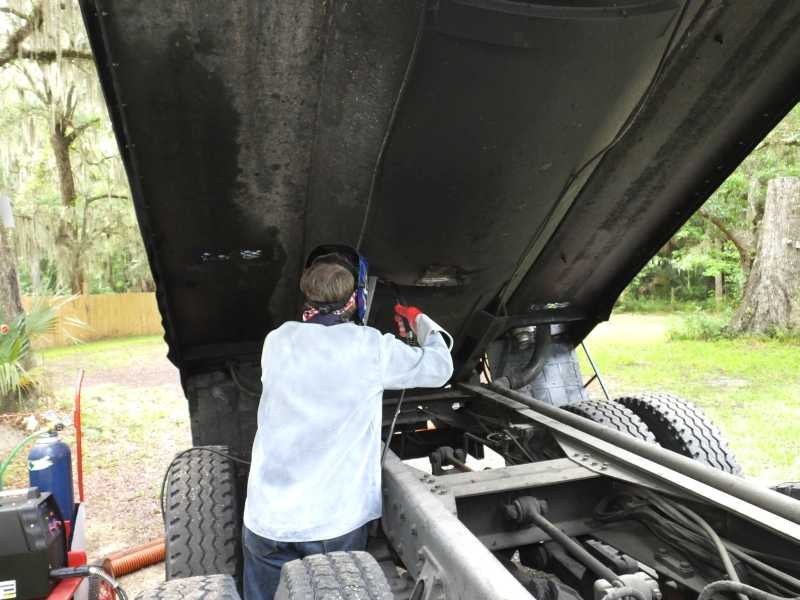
left=302, top=291, right=357, bottom=323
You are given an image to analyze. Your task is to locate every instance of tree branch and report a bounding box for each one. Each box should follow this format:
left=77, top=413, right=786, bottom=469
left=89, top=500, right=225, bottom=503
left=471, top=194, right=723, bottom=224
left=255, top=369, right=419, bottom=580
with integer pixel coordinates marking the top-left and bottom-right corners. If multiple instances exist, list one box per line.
left=84, top=193, right=128, bottom=205
left=17, top=63, right=49, bottom=106
left=66, top=118, right=100, bottom=143
left=0, top=7, right=31, bottom=21
left=0, top=2, right=92, bottom=68
left=697, top=208, right=753, bottom=271
left=0, top=4, right=42, bottom=68
left=82, top=155, right=117, bottom=167
left=17, top=47, right=93, bottom=63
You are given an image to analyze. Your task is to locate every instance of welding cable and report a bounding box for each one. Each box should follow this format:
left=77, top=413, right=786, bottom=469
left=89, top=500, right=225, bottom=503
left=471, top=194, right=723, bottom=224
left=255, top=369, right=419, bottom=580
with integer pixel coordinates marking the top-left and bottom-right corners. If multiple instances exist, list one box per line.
left=355, top=0, right=429, bottom=252
left=381, top=389, right=407, bottom=465
left=159, top=447, right=250, bottom=520
left=698, top=581, right=800, bottom=600
left=50, top=565, right=128, bottom=600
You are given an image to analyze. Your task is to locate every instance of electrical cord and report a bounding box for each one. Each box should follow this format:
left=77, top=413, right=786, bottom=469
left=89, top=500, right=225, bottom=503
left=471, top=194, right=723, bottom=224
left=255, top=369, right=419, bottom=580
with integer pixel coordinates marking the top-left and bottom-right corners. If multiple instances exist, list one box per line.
left=159, top=447, right=250, bottom=521
left=355, top=0, right=430, bottom=251
left=50, top=565, right=128, bottom=600
left=381, top=389, right=407, bottom=465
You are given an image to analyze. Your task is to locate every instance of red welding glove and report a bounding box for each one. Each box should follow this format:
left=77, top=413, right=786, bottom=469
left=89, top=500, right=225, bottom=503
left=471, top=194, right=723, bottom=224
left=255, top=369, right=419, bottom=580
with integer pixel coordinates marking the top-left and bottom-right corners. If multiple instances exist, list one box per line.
left=394, top=304, right=422, bottom=333
left=394, top=305, right=454, bottom=350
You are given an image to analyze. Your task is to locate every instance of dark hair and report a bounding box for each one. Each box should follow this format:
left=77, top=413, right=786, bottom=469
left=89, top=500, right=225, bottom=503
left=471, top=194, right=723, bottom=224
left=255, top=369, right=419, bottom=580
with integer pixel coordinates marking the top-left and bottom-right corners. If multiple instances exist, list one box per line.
left=300, top=261, right=355, bottom=305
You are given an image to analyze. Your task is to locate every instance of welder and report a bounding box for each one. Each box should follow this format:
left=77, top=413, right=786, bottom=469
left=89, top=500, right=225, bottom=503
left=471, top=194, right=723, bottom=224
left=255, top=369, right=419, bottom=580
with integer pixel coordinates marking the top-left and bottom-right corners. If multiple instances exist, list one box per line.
left=242, top=245, right=454, bottom=600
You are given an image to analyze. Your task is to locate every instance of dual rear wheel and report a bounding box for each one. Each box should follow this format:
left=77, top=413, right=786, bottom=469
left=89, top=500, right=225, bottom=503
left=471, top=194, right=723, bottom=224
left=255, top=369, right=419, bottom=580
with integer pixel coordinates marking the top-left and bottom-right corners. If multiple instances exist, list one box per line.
left=564, top=392, right=741, bottom=475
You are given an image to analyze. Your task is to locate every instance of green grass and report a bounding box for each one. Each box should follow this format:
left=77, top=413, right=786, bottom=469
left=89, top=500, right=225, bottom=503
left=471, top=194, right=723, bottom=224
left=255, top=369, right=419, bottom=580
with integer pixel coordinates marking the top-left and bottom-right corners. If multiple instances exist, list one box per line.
left=581, top=314, right=800, bottom=484
left=41, top=335, right=163, bottom=362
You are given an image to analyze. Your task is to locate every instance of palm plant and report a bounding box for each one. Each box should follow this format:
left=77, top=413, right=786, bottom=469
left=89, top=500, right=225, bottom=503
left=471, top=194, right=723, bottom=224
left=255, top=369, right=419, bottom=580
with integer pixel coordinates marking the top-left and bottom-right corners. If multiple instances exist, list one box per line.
left=0, top=297, right=79, bottom=409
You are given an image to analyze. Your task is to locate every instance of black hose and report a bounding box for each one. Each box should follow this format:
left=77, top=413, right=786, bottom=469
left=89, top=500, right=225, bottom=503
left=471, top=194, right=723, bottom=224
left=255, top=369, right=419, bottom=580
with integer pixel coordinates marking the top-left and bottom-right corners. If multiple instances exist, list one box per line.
left=500, top=325, right=552, bottom=389
left=699, top=581, right=800, bottom=600
left=727, top=547, right=800, bottom=592
left=668, top=502, right=747, bottom=600
left=595, top=493, right=800, bottom=596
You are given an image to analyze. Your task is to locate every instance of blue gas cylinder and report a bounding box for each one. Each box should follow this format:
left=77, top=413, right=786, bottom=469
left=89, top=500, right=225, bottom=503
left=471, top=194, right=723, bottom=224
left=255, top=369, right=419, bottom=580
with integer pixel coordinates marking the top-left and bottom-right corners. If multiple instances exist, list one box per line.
left=28, top=431, right=74, bottom=523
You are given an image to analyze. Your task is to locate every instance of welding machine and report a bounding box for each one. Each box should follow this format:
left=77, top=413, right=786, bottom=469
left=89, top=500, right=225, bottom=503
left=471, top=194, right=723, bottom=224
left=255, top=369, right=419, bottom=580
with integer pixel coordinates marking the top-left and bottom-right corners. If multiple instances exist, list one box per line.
left=0, top=487, right=67, bottom=600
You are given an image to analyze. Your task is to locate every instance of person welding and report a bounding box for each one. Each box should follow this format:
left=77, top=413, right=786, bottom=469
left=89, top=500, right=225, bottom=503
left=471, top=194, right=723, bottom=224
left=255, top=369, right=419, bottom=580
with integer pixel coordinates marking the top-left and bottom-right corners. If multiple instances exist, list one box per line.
left=242, top=245, right=454, bottom=600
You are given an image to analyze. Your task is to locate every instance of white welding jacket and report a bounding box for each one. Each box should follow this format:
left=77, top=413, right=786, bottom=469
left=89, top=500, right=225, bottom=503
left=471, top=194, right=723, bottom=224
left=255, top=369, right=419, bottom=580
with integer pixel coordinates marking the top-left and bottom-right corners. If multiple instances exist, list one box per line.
left=243, top=315, right=454, bottom=542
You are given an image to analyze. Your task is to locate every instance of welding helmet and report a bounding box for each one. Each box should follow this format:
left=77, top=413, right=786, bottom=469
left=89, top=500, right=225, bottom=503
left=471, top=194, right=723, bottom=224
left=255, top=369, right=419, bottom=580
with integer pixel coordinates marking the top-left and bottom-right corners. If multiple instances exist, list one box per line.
left=304, top=244, right=371, bottom=325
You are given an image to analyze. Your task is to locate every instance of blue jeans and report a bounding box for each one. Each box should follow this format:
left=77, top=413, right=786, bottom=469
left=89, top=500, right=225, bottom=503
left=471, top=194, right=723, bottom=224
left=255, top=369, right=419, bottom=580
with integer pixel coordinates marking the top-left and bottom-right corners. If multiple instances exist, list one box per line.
left=242, top=524, right=369, bottom=600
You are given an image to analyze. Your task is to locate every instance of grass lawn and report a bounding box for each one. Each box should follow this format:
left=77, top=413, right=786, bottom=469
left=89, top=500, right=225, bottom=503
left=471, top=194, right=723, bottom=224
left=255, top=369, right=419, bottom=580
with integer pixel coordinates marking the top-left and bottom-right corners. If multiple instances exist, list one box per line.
left=580, top=314, right=800, bottom=484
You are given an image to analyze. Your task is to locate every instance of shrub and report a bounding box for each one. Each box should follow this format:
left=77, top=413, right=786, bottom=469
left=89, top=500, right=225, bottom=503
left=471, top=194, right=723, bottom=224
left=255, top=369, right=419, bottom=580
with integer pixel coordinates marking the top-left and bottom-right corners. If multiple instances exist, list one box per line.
left=666, top=311, right=736, bottom=341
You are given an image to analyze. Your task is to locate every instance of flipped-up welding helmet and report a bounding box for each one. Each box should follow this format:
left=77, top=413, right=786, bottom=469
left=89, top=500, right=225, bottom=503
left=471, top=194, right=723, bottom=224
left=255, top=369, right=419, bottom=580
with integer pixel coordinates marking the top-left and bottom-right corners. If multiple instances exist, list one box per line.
left=304, top=245, right=372, bottom=325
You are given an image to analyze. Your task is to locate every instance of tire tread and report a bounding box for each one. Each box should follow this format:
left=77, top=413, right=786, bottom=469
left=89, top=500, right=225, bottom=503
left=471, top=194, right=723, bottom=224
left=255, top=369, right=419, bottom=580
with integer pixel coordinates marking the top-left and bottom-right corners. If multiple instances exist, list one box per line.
left=134, top=574, right=239, bottom=600
left=164, top=446, right=243, bottom=580
left=277, top=551, right=393, bottom=600
left=615, top=392, right=741, bottom=474
left=564, top=399, right=656, bottom=442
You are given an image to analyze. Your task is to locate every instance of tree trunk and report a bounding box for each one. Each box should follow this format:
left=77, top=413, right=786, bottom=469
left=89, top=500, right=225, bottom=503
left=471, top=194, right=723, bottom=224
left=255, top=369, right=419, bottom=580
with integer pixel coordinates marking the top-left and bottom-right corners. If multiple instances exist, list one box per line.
left=0, top=223, right=23, bottom=321
left=51, top=121, right=77, bottom=208
left=732, top=177, right=800, bottom=334
left=50, top=118, right=83, bottom=292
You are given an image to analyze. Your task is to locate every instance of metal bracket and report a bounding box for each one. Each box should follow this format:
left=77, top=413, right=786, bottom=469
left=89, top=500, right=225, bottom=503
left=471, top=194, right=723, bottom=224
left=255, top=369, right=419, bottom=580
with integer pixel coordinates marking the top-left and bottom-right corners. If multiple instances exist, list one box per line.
left=556, top=437, right=673, bottom=495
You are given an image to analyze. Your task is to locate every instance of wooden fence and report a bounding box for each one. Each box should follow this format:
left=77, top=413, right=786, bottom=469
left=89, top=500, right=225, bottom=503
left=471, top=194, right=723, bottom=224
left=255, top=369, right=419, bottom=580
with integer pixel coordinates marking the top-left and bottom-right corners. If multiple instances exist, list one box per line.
left=21, top=293, right=163, bottom=348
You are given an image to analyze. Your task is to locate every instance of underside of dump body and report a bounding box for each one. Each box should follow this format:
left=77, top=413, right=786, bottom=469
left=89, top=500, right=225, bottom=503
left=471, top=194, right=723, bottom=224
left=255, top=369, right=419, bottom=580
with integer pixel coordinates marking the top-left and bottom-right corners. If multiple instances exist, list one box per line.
left=79, top=2, right=800, bottom=599
left=80, top=0, right=800, bottom=455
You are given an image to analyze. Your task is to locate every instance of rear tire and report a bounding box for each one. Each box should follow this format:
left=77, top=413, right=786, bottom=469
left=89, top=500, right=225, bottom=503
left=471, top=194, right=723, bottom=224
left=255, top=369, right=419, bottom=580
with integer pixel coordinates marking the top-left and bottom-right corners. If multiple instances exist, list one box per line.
left=275, top=552, right=393, bottom=600
left=164, top=446, right=244, bottom=581
left=614, top=392, right=742, bottom=475
left=564, top=399, right=656, bottom=442
left=134, top=574, right=240, bottom=600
